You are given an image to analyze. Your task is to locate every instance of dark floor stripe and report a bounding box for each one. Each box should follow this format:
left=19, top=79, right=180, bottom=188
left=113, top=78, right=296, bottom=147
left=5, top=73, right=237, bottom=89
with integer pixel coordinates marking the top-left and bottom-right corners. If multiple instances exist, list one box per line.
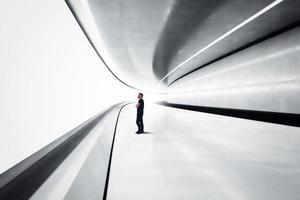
left=158, top=102, right=300, bottom=127
left=102, top=104, right=129, bottom=200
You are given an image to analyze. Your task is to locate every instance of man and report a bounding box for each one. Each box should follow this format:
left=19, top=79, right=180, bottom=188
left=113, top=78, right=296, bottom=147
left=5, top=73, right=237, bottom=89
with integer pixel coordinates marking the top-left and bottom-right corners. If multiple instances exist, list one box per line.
left=136, top=93, right=144, bottom=134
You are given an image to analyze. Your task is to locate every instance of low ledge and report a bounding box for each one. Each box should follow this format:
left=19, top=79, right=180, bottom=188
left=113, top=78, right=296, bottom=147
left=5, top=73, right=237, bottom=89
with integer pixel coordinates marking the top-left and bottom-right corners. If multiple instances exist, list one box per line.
left=0, top=103, right=126, bottom=200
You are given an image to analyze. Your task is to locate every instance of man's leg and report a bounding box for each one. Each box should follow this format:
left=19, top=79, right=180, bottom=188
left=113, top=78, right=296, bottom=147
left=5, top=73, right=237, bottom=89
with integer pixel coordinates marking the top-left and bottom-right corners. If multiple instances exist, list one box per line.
left=136, top=115, right=140, bottom=132
left=140, top=115, right=144, bottom=132
left=136, top=114, right=142, bottom=133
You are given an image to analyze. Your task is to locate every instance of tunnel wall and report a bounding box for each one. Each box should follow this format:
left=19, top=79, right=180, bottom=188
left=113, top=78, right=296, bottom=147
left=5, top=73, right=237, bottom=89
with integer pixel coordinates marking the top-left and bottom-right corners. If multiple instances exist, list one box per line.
left=167, top=26, right=300, bottom=114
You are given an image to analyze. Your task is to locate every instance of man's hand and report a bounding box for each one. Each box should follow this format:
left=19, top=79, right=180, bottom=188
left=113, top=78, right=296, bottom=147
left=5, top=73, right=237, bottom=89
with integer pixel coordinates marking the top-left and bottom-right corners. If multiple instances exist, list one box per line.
left=136, top=103, right=140, bottom=108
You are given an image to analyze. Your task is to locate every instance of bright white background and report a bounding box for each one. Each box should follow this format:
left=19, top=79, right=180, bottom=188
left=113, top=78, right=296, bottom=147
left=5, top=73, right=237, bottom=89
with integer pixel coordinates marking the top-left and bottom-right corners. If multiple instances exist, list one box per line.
left=0, top=0, right=138, bottom=173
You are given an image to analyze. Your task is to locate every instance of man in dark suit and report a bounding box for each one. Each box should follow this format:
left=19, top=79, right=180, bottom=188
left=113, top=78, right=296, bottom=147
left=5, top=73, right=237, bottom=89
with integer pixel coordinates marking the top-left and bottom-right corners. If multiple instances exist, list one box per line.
left=136, top=93, right=144, bottom=134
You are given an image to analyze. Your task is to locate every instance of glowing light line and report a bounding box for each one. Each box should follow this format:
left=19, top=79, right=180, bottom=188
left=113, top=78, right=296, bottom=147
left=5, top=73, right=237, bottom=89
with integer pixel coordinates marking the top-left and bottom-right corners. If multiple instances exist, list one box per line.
left=159, top=0, right=285, bottom=85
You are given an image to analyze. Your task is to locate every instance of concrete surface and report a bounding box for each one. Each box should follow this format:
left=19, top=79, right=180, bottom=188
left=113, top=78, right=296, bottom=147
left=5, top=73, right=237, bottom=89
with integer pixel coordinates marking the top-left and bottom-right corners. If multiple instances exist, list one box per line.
left=107, top=104, right=300, bottom=200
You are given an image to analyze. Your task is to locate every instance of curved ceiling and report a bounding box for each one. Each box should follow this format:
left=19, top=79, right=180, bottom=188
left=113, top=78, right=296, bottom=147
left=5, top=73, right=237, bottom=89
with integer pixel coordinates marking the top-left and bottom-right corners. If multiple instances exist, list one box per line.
left=66, top=0, right=300, bottom=92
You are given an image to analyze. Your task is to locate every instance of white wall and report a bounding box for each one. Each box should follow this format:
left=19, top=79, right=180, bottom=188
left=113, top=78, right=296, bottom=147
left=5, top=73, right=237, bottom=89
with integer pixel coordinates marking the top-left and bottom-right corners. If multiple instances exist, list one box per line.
left=168, top=27, right=300, bottom=114
left=0, top=0, right=136, bottom=173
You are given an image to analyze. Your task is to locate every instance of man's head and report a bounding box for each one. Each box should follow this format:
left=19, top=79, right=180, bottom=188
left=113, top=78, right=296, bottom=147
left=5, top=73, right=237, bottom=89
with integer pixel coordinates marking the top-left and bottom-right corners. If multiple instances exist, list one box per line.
left=138, top=93, right=143, bottom=99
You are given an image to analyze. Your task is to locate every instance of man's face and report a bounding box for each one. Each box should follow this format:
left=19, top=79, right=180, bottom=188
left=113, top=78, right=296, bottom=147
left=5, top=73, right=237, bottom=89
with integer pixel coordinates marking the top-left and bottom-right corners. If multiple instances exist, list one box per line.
left=138, top=94, right=142, bottom=99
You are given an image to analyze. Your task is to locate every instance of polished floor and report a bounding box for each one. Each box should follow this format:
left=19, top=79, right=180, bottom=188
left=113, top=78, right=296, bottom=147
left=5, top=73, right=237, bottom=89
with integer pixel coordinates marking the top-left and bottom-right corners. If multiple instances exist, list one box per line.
left=107, top=104, right=300, bottom=200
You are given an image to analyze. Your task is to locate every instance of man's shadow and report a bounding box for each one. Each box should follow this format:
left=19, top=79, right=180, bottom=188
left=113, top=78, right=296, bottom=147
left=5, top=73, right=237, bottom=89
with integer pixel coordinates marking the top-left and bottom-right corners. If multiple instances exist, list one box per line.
left=136, top=131, right=153, bottom=134
left=142, top=131, right=152, bottom=134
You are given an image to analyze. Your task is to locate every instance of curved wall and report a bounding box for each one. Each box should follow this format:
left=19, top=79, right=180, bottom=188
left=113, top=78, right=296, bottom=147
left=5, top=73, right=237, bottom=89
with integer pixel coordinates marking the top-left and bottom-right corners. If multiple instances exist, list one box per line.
left=168, top=27, right=300, bottom=114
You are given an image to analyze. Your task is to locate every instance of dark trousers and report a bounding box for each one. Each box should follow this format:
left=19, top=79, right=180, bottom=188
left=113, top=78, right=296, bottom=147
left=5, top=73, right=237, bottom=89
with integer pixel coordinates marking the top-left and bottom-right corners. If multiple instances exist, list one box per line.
left=136, top=113, right=144, bottom=132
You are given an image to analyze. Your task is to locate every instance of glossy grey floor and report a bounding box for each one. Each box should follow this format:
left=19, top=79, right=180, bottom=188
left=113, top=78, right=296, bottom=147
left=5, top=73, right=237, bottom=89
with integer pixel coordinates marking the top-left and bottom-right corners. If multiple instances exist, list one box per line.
left=107, top=104, right=300, bottom=200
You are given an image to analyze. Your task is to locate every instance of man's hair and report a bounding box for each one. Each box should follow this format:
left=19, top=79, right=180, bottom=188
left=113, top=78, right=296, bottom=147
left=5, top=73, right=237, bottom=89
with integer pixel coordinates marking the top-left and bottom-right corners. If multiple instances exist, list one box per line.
left=139, top=93, right=143, bottom=97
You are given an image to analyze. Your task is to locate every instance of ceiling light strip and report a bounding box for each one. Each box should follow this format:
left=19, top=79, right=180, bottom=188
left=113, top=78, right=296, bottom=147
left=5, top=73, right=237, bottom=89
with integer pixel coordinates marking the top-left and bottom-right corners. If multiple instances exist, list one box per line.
left=159, top=0, right=285, bottom=85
